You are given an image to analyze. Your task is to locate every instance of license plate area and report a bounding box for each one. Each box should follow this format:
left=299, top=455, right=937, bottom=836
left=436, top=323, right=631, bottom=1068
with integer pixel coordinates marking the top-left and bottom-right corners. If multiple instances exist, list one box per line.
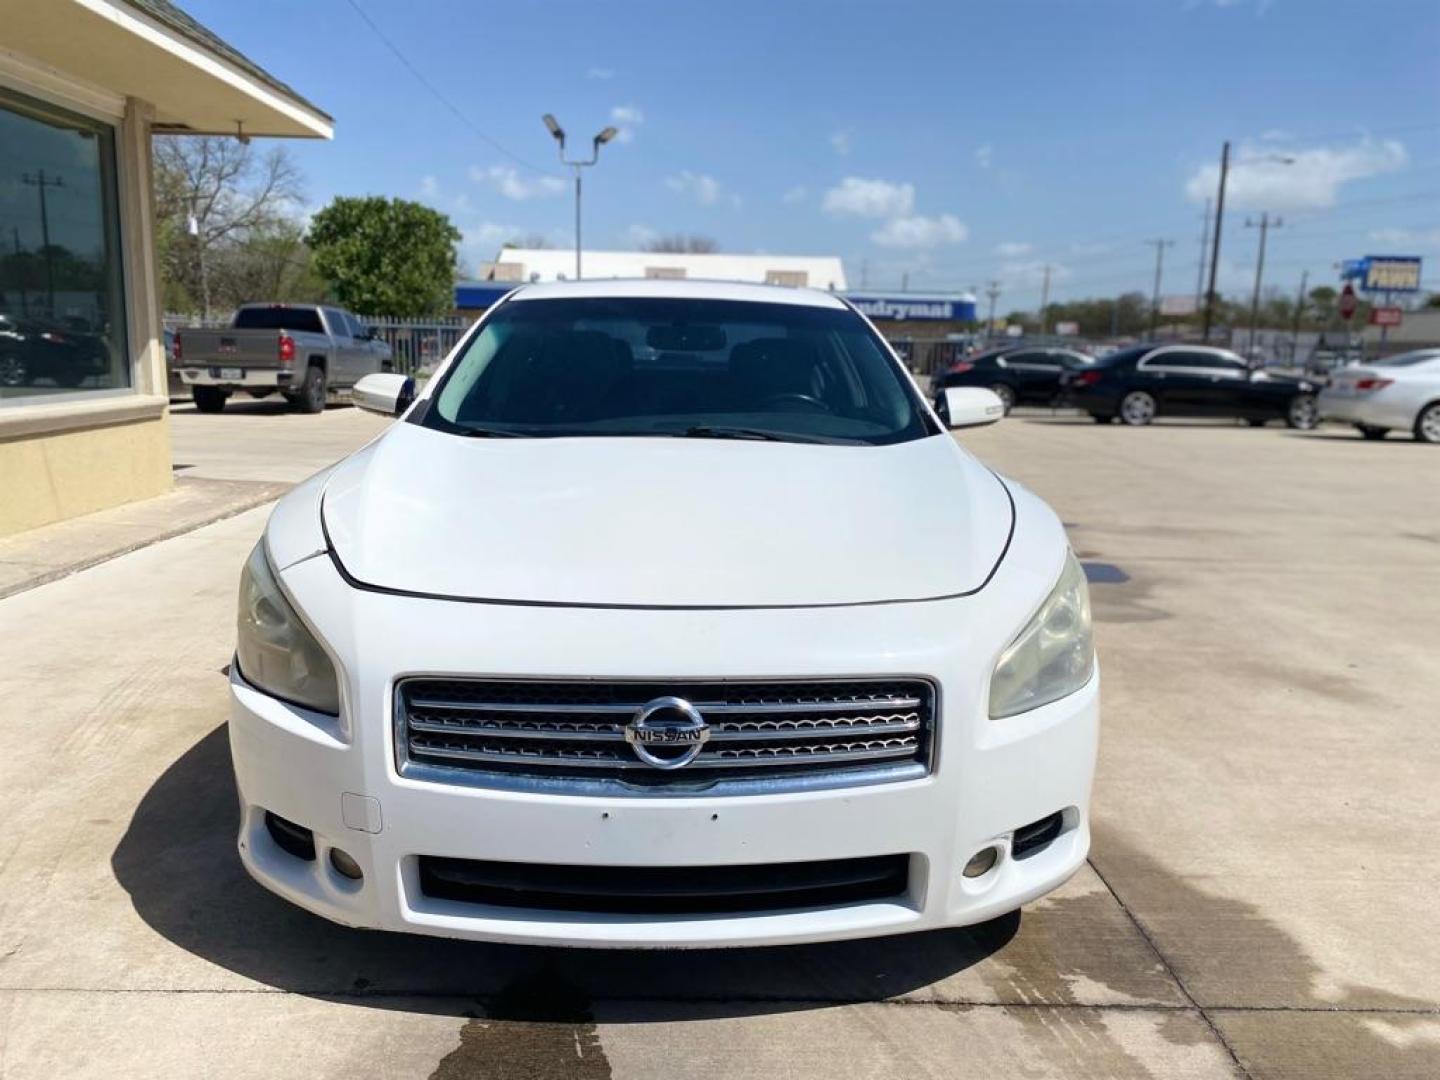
left=218, top=367, right=244, bottom=381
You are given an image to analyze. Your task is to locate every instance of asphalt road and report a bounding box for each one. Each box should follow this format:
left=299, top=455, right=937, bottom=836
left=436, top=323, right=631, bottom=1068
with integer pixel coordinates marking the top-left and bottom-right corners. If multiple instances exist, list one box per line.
left=0, top=409, right=1436, bottom=1078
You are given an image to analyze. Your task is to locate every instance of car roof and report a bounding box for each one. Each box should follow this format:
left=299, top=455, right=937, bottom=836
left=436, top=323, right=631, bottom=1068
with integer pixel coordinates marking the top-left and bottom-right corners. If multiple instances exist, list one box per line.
left=505, top=278, right=850, bottom=309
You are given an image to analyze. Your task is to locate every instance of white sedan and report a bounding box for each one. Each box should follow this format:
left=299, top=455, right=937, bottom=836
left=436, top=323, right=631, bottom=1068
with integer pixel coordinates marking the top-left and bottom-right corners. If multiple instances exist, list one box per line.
left=228, top=279, right=1098, bottom=948
left=1318, top=349, right=1440, bottom=442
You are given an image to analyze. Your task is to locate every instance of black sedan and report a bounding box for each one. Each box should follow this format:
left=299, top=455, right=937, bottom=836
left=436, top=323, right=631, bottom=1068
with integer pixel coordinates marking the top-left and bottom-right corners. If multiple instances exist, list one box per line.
left=0, top=314, right=108, bottom=390
left=931, top=345, right=1094, bottom=413
left=1064, top=344, right=1320, bottom=428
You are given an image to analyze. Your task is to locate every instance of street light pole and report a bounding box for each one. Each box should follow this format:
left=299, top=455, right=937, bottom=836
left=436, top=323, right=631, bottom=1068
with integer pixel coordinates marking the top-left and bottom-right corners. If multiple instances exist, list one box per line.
left=543, top=114, right=618, bottom=281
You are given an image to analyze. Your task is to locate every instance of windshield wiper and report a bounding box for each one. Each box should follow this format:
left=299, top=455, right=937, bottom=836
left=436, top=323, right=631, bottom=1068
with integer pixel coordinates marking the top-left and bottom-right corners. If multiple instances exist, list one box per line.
left=454, top=425, right=531, bottom=438
left=682, top=425, right=847, bottom=445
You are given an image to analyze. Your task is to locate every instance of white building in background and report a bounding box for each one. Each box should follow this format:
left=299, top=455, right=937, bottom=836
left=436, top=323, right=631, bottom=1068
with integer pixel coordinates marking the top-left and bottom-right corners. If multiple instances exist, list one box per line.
left=481, top=249, right=848, bottom=291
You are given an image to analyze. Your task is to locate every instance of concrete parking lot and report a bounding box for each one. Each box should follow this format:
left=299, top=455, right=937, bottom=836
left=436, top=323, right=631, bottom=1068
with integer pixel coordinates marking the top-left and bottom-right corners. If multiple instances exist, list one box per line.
left=0, top=411, right=1436, bottom=1079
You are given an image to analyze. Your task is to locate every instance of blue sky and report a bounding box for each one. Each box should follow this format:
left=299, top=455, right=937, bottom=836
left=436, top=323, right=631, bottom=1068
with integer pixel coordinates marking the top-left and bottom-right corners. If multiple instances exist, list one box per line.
left=183, top=0, right=1440, bottom=309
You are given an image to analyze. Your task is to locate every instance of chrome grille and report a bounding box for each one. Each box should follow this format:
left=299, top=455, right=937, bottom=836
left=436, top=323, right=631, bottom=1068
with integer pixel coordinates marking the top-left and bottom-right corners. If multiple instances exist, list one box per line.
left=395, top=678, right=936, bottom=795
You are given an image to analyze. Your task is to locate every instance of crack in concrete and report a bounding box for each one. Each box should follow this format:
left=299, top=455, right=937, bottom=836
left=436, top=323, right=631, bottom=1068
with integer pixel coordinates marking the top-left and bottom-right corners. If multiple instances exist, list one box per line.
left=1086, top=856, right=1255, bottom=1080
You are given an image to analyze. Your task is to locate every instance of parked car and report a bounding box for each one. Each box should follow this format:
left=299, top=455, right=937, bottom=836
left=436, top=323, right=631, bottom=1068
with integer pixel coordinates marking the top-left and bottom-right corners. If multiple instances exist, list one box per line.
left=1064, top=343, right=1320, bottom=428
left=0, top=313, right=108, bottom=389
left=1317, top=349, right=1440, bottom=443
left=933, top=345, right=1094, bottom=413
left=176, top=303, right=392, bottom=414
left=228, top=280, right=1098, bottom=948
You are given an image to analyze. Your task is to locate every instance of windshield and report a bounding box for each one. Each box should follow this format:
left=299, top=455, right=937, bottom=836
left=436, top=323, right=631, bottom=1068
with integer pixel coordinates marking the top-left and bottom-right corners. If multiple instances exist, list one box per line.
left=233, top=306, right=324, bottom=334
left=423, top=297, right=934, bottom=444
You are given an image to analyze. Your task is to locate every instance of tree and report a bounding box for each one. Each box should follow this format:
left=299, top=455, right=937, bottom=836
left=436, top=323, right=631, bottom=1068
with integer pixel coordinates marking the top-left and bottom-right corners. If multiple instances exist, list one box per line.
left=641, top=234, right=720, bottom=254
left=153, top=136, right=303, bottom=318
left=307, top=197, right=461, bottom=316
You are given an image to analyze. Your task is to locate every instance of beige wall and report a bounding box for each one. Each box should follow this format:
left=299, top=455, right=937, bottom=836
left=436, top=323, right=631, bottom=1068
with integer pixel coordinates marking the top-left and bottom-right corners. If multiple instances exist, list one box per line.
left=0, top=414, right=171, bottom=535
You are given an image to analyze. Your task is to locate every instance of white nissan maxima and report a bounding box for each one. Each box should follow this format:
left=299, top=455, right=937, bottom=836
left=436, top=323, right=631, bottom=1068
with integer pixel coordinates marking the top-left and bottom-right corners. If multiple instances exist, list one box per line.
left=229, top=279, right=1098, bottom=948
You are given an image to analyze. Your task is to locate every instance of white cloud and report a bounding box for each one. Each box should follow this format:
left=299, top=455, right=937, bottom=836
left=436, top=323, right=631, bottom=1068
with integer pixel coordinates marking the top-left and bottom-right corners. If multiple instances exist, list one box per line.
left=871, top=214, right=968, bottom=249
left=1369, top=226, right=1440, bottom=250
left=822, top=177, right=916, bottom=219
left=469, top=164, right=566, bottom=201
left=625, top=224, right=660, bottom=248
left=995, top=241, right=1032, bottom=257
left=665, top=171, right=723, bottom=206
left=610, top=104, right=644, bottom=144
left=1184, top=138, right=1408, bottom=211
left=975, top=144, right=993, bottom=169
left=782, top=185, right=808, bottom=205
left=418, top=175, right=439, bottom=199
left=829, top=129, right=854, bottom=155
left=586, top=67, right=614, bottom=80
left=999, top=259, right=1070, bottom=288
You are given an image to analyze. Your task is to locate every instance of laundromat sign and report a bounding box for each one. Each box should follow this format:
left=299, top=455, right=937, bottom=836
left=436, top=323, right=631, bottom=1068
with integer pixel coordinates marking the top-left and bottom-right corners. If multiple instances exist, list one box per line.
left=846, top=293, right=978, bottom=322
left=1341, top=256, right=1423, bottom=294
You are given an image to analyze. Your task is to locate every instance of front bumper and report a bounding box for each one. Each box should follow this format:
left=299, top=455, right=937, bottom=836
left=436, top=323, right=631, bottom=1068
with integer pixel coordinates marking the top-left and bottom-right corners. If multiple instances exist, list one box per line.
left=228, top=553, right=1099, bottom=948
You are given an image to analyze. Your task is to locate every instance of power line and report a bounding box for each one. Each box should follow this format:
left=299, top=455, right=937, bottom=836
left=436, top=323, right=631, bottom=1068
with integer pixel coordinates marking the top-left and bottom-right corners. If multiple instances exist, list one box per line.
left=343, top=0, right=558, bottom=177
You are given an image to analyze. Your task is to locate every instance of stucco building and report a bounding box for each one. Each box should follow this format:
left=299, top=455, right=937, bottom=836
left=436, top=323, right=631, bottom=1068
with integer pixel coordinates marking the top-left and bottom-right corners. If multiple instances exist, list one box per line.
left=0, top=0, right=330, bottom=535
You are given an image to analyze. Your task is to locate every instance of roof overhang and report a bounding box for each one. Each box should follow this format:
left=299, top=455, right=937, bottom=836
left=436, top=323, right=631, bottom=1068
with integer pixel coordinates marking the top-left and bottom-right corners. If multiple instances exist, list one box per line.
left=0, top=0, right=332, bottom=138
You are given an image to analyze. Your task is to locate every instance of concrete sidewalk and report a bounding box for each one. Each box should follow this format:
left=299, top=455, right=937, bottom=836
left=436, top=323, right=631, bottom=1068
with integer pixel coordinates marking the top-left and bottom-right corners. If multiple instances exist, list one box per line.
left=0, top=418, right=1437, bottom=1078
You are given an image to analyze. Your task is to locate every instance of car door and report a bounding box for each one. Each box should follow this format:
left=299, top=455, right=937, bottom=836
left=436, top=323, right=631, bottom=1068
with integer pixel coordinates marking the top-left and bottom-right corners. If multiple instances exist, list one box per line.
left=1197, top=351, right=1255, bottom=415
left=1135, top=350, right=1214, bottom=415
left=1002, top=350, right=1064, bottom=405
left=324, top=308, right=360, bottom=386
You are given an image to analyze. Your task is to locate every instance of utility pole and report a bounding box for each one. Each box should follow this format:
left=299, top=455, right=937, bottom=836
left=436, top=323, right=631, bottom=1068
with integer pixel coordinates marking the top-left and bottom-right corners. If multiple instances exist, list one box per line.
left=1146, top=239, right=1174, bottom=340
left=901, top=271, right=909, bottom=291
left=1244, top=213, right=1282, bottom=357
left=1194, top=198, right=1211, bottom=313
left=860, top=259, right=870, bottom=289
left=1038, top=264, right=1052, bottom=337
left=21, top=169, right=64, bottom=316
left=1289, top=269, right=1308, bottom=361
left=984, top=280, right=1001, bottom=338
left=1201, top=141, right=1229, bottom=342
left=11, top=227, right=28, bottom=317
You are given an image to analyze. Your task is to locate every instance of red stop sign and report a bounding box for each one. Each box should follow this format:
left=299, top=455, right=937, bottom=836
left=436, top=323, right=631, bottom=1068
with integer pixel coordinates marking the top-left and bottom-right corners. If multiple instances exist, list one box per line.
left=1339, top=284, right=1358, bottom=320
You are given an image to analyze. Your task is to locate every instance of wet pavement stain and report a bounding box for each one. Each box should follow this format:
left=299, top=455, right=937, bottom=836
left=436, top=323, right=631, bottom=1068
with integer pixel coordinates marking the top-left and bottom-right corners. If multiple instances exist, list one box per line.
left=430, top=969, right=611, bottom=1080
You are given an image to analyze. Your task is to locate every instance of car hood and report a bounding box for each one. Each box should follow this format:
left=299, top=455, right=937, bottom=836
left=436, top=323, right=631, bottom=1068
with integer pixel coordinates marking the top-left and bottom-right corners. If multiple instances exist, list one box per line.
left=321, top=423, right=1013, bottom=608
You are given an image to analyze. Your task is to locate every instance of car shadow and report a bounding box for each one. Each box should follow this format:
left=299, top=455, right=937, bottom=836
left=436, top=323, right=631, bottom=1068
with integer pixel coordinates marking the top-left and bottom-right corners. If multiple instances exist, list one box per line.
left=111, top=725, right=1018, bottom=1021
left=170, top=399, right=353, bottom=415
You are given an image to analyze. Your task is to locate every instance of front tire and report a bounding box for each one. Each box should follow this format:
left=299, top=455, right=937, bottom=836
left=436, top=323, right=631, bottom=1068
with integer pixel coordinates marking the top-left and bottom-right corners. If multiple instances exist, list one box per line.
left=1415, top=402, right=1440, bottom=444
left=1286, top=393, right=1319, bottom=430
left=192, top=386, right=228, bottom=413
left=0, top=352, right=28, bottom=387
left=293, top=363, right=326, bottom=413
left=1119, top=390, right=1157, bottom=426
left=988, top=383, right=1016, bottom=414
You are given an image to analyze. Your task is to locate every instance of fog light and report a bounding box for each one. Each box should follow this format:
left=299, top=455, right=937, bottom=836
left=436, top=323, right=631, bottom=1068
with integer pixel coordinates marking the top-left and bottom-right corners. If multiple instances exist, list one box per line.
left=963, top=846, right=999, bottom=878
left=329, top=848, right=363, bottom=881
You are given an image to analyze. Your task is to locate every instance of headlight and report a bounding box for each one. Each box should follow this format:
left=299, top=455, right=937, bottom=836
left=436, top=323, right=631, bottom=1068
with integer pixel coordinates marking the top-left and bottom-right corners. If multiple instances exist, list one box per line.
left=989, top=550, right=1095, bottom=718
left=236, top=540, right=340, bottom=714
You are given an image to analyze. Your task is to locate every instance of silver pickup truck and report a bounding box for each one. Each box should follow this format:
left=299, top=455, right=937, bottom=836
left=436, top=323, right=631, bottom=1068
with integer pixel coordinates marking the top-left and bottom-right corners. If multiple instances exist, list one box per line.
left=176, top=304, right=392, bottom=413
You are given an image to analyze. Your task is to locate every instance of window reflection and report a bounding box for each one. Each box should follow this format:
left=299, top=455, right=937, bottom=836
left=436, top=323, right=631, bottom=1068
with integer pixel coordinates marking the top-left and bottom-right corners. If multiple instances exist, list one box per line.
left=0, top=89, right=128, bottom=400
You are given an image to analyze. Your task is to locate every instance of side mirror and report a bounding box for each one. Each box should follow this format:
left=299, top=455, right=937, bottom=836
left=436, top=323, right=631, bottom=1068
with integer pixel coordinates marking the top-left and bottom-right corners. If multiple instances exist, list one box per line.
left=939, top=386, right=1005, bottom=429
left=353, top=372, right=415, bottom=417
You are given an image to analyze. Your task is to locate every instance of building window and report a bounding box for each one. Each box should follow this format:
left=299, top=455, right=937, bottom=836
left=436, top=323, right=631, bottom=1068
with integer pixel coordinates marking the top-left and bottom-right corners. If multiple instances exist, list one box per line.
left=765, top=270, right=808, bottom=288
left=0, top=87, right=128, bottom=402
left=645, top=266, right=687, bottom=280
